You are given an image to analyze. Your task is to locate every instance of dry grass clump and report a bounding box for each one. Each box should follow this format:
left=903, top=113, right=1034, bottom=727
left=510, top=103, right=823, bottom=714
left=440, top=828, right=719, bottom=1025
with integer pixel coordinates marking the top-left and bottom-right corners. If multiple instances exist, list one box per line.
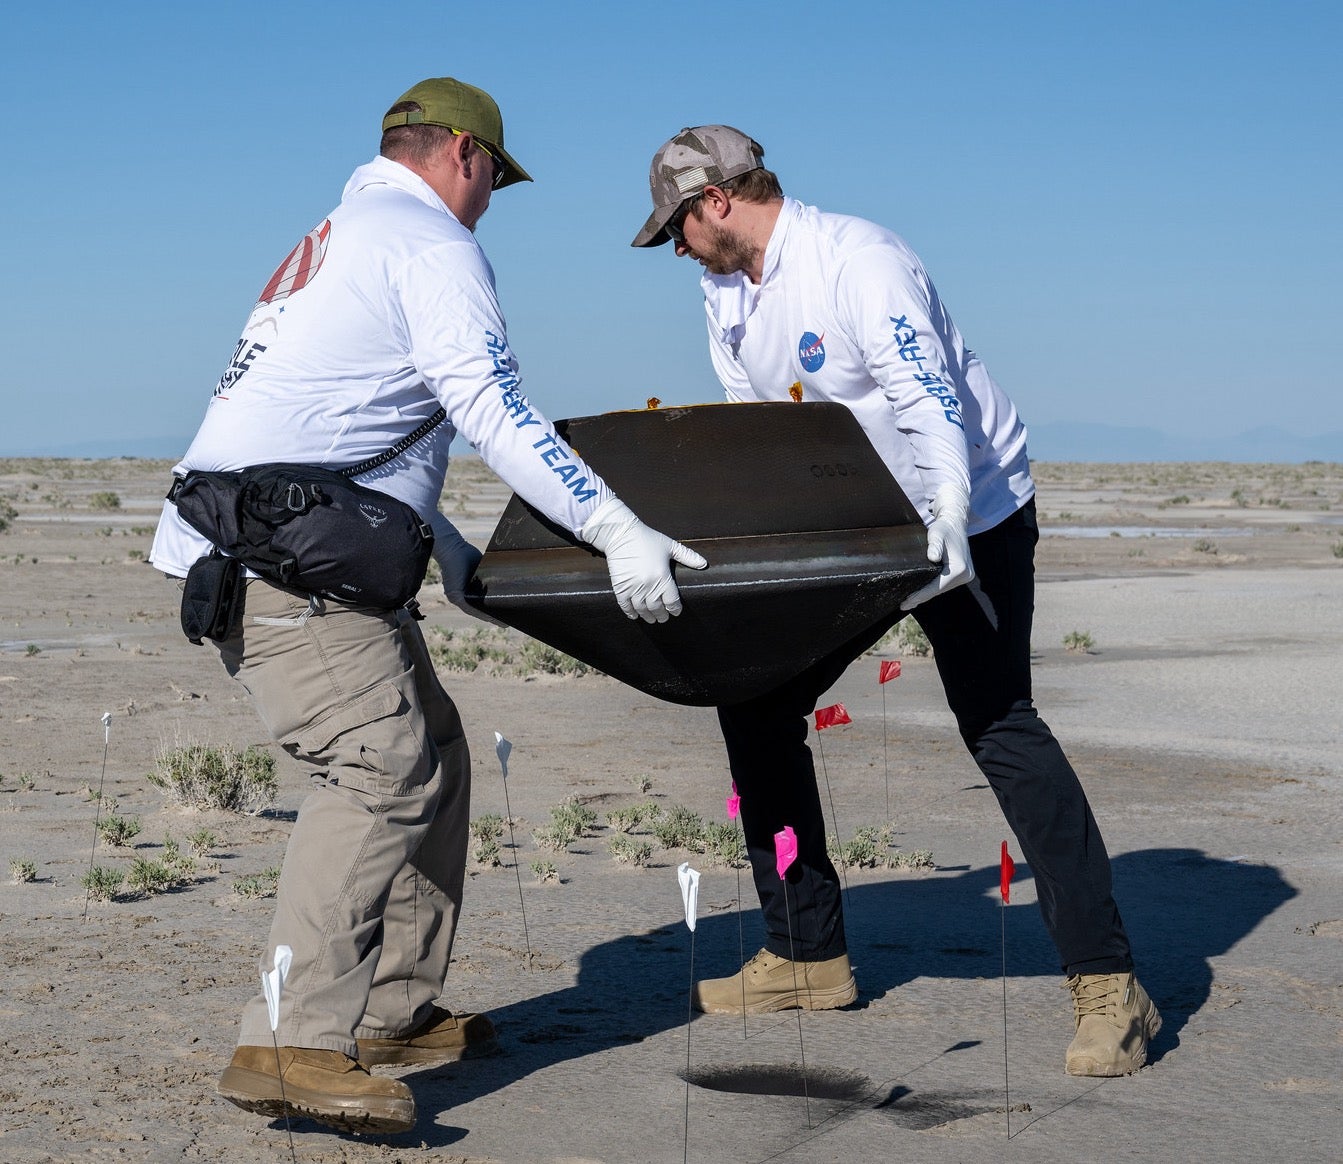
left=532, top=798, right=599, bottom=853
left=426, top=626, right=594, bottom=678
left=470, top=812, right=504, bottom=841
left=185, top=828, right=218, bottom=856
left=233, top=867, right=281, bottom=899
left=702, top=822, right=747, bottom=867
left=123, top=855, right=193, bottom=897
left=428, top=627, right=512, bottom=673
left=81, top=866, right=123, bottom=902
left=148, top=741, right=277, bottom=813
left=651, top=804, right=704, bottom=851
left=470, top=815, right=505, bottom=866
left=866, top=620, right=932, bottom=658
left=828, top=825, right=934, bottom=871
left=96, top=814, right=141, bottom=848
left=605, top=802, right=661, bottom=834
left=609, top=836, right=653, bottom=866
left=82, top=831, right=205, bottom=903
left=530, top=859, right=558, bottom=884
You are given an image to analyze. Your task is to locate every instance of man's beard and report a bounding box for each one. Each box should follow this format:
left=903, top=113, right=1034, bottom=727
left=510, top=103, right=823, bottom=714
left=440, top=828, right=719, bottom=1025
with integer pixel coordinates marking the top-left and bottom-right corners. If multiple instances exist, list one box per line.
left=697, top=219, right=758, bottom=277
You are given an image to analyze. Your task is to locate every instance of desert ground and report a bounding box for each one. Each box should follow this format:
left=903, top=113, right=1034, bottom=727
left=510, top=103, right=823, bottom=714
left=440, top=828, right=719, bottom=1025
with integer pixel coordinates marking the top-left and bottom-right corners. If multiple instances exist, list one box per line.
left=1, top=455, right=1340, bottom=1163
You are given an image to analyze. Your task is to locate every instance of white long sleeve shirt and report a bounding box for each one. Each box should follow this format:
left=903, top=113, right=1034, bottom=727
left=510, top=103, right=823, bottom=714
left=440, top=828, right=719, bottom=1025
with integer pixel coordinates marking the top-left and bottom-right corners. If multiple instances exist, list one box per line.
left=701, top=198, right=1032, bottom=535
left=151, top=156, right=611, bottom=577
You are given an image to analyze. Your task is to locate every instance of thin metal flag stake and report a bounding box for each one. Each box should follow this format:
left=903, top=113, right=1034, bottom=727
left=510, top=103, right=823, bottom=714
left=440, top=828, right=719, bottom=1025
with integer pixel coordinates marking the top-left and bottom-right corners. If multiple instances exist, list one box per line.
left=999, top=840, right=1016, bottom=1139
left=677, top=862, right=700, bottom=1164
left=260, top=945, right=298, bottom=1163
left=881, top=683, right=891, bottom=820
left=775, top=827, right=812, bottom=1130
left=877, top=659, right=901, bottom=821
left=83, top=711, right=113, bottom=921
left=813, top=704, right=853, bottom=914
left=494, top=732, right=532, bottom=968
left=726, top=782, right=748, bottom=1040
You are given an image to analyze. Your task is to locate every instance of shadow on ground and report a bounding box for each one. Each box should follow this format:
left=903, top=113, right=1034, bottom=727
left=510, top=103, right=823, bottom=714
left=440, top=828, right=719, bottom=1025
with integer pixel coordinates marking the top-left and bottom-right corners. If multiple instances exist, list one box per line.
left=313, top=847, right=1295, bottom=1147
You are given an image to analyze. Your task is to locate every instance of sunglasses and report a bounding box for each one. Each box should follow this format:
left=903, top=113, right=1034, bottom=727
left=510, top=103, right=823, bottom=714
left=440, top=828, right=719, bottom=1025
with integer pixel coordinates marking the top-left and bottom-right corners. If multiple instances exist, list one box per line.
left=449, top=128, right=506, bottom=189
left=665, top=195, right=700, bottom=244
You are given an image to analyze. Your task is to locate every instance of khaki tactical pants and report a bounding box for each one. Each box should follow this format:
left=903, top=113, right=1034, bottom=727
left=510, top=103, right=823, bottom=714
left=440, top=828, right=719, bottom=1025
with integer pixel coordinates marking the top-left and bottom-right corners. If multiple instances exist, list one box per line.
left=217, top=579, right=470, bottom=1054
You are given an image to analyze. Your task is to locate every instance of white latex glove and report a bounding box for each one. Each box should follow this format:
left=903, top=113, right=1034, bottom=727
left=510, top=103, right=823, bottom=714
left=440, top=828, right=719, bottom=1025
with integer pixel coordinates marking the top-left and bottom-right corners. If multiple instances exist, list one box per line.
left=580, top=497, right=708, bottom=623
left=430, top=518, right=502, bottom=625
left=901, top=482, right=974, bottom=610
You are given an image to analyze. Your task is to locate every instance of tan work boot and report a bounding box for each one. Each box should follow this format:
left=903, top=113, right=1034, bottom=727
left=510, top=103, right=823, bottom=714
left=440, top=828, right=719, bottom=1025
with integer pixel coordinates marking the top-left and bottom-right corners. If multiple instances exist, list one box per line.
left=357, top=1008, right=500, bottom=1066
left=693, top=948, right=857, bottom=1014
left=1064, top=971, right=1162, bottom=1076
left=218, top=1046, right=415, bottom=1134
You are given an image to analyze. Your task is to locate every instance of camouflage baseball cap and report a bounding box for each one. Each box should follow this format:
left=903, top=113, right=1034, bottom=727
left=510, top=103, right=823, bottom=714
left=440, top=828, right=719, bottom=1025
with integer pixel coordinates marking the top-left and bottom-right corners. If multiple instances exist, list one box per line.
left=381, top=77, right=532, bottom=189
left=631, top=125, right=765, bottom=247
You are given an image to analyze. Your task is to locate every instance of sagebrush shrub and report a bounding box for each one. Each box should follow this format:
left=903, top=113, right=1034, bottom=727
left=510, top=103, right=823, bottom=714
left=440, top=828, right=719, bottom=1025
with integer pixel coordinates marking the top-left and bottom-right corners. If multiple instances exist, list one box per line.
left=149, top=742, right=277, bottom=813
left=652, top=804, right=704, bottom=851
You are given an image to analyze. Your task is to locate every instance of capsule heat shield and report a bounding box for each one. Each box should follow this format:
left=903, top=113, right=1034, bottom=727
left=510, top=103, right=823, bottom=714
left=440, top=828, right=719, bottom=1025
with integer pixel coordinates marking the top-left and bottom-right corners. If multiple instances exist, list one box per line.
left=464, top=402, right=935, bottom=706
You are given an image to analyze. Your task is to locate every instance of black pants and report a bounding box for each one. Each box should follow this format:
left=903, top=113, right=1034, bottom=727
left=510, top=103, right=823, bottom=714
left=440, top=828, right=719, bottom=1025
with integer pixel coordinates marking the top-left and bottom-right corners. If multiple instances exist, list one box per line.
left=717, top=499, right=1133, bottom=976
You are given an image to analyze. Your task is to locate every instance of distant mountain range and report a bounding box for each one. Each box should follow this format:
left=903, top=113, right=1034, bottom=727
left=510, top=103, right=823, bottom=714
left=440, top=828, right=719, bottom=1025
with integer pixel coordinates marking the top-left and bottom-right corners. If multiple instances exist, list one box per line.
left=1021, top=423, right=1341, bottom=463
left=1, top=424, right=1339, bottom=464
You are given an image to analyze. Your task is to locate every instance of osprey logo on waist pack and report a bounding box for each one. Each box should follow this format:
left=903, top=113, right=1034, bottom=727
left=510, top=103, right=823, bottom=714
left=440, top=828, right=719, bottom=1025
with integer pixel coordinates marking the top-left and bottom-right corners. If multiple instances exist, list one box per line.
left=359, top=502, right=389, bottom=529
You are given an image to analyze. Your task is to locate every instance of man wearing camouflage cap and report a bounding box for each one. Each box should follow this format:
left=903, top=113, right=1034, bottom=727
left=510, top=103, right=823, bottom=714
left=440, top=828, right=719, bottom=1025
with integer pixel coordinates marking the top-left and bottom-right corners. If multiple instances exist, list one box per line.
left=633, top=125, right=1160, bottom=1078
left=152, top=79, right=705, bottom=1136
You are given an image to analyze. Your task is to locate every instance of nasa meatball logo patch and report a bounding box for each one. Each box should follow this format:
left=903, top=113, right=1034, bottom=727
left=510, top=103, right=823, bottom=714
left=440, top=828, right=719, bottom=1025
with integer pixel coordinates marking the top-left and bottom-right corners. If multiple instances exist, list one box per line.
left=798, top=331, right=826, bottom=372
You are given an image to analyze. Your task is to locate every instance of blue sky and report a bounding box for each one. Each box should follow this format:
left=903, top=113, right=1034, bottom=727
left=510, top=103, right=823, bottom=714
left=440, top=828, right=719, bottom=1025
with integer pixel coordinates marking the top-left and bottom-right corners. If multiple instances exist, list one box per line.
left=2, top=1, right=1338, bottom=459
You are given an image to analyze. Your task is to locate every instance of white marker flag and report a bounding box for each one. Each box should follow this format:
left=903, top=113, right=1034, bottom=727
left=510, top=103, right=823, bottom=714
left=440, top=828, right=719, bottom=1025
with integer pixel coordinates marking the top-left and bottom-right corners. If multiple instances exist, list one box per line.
left=677, top=862, right=700, bottom=932
left=260, top=945, right=293, bottom=1033
left=494, top=732, right=512, bottom=778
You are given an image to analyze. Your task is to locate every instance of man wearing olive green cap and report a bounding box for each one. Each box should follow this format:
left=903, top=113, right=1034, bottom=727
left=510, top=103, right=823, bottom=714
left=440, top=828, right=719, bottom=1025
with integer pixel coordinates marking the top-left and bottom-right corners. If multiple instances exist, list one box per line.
left=156, top=77, right=702, bottom=1136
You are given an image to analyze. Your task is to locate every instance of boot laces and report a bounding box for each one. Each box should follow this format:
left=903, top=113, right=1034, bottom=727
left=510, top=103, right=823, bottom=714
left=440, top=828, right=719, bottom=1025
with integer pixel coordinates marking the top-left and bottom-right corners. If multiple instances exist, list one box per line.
left=743, top=948, right=779, bottom=974
left=1068, top=974, right=1117, bottom=1019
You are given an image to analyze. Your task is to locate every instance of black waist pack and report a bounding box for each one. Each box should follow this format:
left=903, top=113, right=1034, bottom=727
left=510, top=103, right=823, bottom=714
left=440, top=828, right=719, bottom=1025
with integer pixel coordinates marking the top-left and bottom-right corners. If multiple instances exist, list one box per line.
left=170, top=463, right=434, bottom=611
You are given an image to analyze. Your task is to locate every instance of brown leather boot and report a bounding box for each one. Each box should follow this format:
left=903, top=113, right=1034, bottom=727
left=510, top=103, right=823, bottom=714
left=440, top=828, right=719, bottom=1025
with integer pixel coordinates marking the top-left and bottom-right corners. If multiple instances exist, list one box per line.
left=217, top=1045, right=415, bottom=1134
left=693, top=948, right=857, bottom=1014
left=357, top=1008, right=501, bottom=1066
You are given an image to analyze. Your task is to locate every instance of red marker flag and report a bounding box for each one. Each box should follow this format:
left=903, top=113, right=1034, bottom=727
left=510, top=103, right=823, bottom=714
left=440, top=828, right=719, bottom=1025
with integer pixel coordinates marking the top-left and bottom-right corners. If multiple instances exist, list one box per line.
left=814, top=703, right=852, bottom=730
left=878, top=659, right=902, bottom=684
left=774, top=826, right=798, bottom=879
left=1000, top=841, right=1015, bottom=904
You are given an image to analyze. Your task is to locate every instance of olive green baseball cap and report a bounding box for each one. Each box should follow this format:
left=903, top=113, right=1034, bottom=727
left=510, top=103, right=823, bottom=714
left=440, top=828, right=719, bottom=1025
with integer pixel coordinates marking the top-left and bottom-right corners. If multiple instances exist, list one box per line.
left=632, top=125, right=765, bottom=247
left=381, top=77, right=532, bottom=189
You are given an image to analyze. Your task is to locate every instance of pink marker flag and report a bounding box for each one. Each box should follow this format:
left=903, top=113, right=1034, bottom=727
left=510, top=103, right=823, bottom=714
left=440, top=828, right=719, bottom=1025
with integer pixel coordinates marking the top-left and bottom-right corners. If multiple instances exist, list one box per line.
left=1000, top=841, right=1015, bottom=904
left=814, top=702, right=852, bottom=730
left=879, top=659, right=902, bottom=684
left=726, top=781, right=740, bottom=821
left=774, top=826, right=798, bottom=879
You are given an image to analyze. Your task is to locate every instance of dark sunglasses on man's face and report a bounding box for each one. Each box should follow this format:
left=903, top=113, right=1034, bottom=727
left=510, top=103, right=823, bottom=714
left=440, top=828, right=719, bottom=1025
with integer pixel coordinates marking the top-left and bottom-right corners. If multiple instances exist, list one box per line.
left=473, top=139, right=506, bottom=189
left=665, top=196, right=698, bottom=244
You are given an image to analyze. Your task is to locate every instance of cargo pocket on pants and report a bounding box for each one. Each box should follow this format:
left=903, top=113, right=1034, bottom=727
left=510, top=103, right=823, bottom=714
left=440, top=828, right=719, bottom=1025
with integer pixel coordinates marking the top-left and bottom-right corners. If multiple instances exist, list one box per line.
left=288, top=681, right=430, bottom=799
